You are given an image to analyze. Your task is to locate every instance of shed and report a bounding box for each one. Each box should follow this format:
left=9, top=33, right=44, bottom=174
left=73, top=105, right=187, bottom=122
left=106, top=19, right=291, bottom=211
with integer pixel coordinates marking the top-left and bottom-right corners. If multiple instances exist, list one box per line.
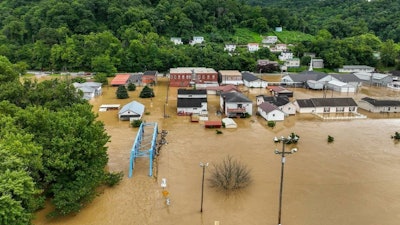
left=222, top=118, right=237, bottom=128
left=118, top=101, right=145, bottom=121
left=111, top=74, right=131, bottom=86
left=99, top=104, right=121, bottom=112
left=204, top=121, right=222, bottom=128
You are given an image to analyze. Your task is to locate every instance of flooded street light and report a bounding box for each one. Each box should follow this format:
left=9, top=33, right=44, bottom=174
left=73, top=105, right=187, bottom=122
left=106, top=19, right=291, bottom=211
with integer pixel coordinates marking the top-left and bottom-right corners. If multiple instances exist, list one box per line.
left=200, top=162, right=209, bottom=213
left=274, top=135, right=298, bottom=225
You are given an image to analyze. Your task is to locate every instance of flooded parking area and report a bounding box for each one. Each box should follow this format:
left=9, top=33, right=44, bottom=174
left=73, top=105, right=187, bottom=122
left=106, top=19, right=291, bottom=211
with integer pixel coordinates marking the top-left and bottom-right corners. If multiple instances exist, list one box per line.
left=34, top=76, right=400, bottom=225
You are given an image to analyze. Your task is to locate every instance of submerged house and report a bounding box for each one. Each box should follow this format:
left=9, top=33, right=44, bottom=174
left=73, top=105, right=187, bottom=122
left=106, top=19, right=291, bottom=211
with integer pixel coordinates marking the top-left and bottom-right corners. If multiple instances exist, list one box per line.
left=118, top=101, right=145, bottom=121
left=220, top=92, right=253, bottom=118
left=177, top=89, right=208, bottom=115
left=358, top=97, right=400, bottom=113
left=73, top=82, right=102, bottom=100
left=242, top=71, right=268, bottom=88
left=256, top=95, right=296, bottom=116
left=257, top=102, right=285, bottom=121
left=294, top=98, right=358, bottom=114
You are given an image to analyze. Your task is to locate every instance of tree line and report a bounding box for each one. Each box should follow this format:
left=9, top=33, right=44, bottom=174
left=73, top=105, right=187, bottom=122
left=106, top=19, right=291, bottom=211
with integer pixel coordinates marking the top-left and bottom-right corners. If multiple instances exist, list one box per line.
left=1, top=0, right=400, bottom=74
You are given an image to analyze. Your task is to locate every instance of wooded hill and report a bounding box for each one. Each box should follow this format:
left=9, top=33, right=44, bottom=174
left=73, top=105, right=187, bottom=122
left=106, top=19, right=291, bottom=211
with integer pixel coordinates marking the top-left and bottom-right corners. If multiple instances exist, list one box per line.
left=0, top=0, right=399, bottom=74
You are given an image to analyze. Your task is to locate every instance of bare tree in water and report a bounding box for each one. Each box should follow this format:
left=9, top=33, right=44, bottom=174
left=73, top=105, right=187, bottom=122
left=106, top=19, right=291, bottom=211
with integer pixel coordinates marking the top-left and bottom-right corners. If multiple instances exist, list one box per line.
left=208, top=155, right=252, bottom=192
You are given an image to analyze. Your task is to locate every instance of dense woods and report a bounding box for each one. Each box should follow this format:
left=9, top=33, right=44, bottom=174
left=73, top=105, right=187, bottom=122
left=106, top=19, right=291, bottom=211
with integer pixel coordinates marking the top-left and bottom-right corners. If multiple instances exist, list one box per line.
left=1, top=0, right=400, bottom=73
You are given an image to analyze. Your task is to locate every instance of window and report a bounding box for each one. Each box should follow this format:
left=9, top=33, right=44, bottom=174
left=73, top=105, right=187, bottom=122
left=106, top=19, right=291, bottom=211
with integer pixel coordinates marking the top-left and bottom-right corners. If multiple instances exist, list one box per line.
left=324, top=107, right=330, bottom=113
left=238, top=104, right=243, bottom=108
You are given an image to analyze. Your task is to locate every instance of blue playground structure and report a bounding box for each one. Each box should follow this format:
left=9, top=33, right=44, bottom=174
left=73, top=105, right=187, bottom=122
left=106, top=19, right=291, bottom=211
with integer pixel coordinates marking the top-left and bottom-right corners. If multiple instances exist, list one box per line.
left=129, top=122, right=158, bottom=178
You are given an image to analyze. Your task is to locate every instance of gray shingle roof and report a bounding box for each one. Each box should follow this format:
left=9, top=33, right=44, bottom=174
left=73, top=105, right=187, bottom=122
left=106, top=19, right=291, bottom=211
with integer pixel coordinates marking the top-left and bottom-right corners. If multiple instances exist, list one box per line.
left=297, top=98, right=357, bottom=107
left=178, top=89, right=207, bottom=95
left=259, top=102, right=280, bottom=113
left=262, top=96, right=289, bottom=106
left=242, top=72, right=263, bottom=82
left=221, top=92, right=252, bottom=103
left=361, top=97, right=400, bottom=107
left=311, top=98, right=357, bottom=107
left=287, top=71, right=327, bottom=82
left=177, top=98, right=207, bottom=107
left=330, top=73, right=362, bottom=82
left=296, top=99, right=314, bottom=108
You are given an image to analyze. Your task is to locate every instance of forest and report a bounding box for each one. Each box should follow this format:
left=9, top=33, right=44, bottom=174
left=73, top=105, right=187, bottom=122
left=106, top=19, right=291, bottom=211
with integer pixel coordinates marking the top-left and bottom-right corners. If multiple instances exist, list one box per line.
left=0, top=0, right=400, bottom=75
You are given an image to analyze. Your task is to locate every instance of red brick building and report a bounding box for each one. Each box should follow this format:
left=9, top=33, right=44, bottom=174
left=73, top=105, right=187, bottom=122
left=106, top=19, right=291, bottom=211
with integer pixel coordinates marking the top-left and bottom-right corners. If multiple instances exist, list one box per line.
left=169, top=67, right=218, bottom=87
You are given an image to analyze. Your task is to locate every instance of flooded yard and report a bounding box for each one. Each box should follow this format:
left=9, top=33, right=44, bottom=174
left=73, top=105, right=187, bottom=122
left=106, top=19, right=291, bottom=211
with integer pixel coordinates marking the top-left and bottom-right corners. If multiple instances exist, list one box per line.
left=34, top=76, right=400, bottom=225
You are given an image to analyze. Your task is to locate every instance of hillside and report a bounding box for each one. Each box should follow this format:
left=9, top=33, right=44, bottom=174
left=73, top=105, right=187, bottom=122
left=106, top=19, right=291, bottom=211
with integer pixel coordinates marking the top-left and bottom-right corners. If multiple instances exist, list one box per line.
left=0, top=0, right=399, bottom=73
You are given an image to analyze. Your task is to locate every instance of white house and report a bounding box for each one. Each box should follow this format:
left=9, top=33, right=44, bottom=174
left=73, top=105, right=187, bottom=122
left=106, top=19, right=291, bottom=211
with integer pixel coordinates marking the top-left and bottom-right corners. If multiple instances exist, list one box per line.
left=224, top=44, right=236, bottom=52
left=312, top=58, right=324, bottom=68
left=220, top=92, right=253, bottom=117
left=338, top=65, right=375, bottom=73
left=177, top=89, right=208, bottom=115
left=279, top=52, right=294, bottom=61
left=242, top=71, right=268, bottom=88
left=190, top=36, right=204, bottom=45
left=219, top=70, right=243, bottom=85
left=118, top=101, right=145, bottom=121
left=258, top=102, right=285, bottom=121
left=358, top=97, right=400, bottom=113
left=262, top=36, right=278, bottom=46
left=247, top=43, right=259, bottom=52
left=284, top=58, right=300, bottom=68
left=294, top=98, right=358, bottom=114
left=256, top=95, right=296, bottom=115
left=170, top=37, right=183, bottom=45
left=269, top=44, right=288, bottom=53
left=73, top=82, right=102, bottom=100
left=326, top=80, right=356, bottom=93
left=353, top=72, right=392, bottom=86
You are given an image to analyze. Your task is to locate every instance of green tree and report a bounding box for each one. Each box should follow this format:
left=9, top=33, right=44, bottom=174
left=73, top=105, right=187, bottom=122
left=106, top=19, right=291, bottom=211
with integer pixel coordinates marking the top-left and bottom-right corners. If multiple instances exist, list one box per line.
left=127, top=83, right=136, bottom=91
left=15, top=104, right=112, bottom=216
left=92, top=54, right=117, bottom=77
left=0, top=114, right=44, bottom=224
left=0, top=56, right=18, bottom=82
left=380, top=39, right=398, bottom=67
left=139, top=85, right=154, bottom=98
left=93, top=72, right=109, bottom=85
left=116, top=85, right=129, bottom=99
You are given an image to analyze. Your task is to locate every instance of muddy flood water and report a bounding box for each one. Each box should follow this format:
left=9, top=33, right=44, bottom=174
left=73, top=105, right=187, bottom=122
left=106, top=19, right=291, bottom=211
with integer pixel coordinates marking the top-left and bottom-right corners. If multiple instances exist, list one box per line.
left=33, top=75, right=400, bottom=225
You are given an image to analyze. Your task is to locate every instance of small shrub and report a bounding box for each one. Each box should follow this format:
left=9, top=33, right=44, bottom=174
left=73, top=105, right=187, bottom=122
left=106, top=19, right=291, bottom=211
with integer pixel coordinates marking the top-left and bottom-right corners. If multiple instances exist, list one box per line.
left=327, top=135, right=334, bottom=143
left=208, top=155, right=252, bottom=192
left=131, top=119, right=142, bottom=127
left=104, top=171, right=124, bottom=187
left=145, top=111, right=150, bottom=115
left=216, top=130, right=223, bottom=134
left=127, top=83, right=136, bottom=91
left=267, top=121, right=276, bottom=128
left=286, top=132, right=300, bottom=144
left=391, top=131, right=400, bottom=140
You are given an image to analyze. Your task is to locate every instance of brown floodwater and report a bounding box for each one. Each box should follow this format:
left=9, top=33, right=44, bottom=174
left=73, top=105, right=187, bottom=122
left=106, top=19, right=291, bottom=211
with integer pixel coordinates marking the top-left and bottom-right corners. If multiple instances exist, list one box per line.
left=33, top=76, right=400, bottom=225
